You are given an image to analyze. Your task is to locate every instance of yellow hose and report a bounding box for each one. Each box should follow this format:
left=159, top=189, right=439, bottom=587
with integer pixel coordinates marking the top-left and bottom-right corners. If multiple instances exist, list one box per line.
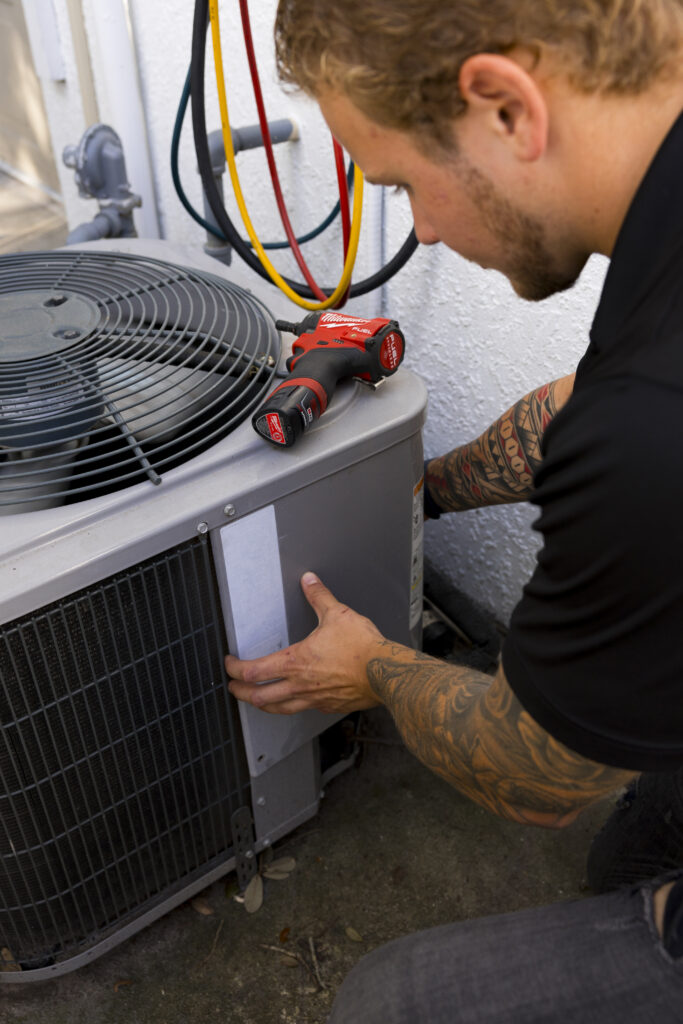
left=208, top=0, right=363, bottom=311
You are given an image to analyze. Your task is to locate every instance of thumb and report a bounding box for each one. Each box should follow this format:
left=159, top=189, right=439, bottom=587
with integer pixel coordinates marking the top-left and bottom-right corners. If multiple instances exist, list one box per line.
left=300, top=571, right=340, bottom=621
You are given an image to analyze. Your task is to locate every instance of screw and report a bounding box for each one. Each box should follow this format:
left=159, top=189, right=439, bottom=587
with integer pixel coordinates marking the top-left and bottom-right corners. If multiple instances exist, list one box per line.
left=63, top=330, right=79, bottom=339
left=262, top=838, right=271, bottom=848
left=245, top=849, right=254, bottom=860
left=196, top=521, right=209, bottom=535
left=256, top=796, right=266, bottom=807
left=223, top=504, right=236, bottom=517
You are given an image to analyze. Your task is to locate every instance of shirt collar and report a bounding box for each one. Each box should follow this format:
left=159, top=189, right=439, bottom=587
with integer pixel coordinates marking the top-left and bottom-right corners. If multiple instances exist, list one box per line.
left=590, top=107, right=683, bottom=349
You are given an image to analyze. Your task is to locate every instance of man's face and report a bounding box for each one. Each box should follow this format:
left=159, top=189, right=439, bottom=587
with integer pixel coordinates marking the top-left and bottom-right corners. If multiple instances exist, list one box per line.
left=318, top=91, right=587, bottom=301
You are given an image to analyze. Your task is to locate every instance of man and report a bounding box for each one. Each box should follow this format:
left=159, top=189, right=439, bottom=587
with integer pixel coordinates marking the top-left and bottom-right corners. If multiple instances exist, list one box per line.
left=226, top=1, right=683, bottom=1019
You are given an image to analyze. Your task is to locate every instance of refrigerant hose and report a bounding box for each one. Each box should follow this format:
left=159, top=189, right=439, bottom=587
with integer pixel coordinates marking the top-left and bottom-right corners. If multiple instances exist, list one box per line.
left=237, top=0, right=352, bottom=304
left=207, top=0, right=361, bottom=310
left=190, top=0, right=419, bottom=300
left=171, top=63, right=354, bottom=249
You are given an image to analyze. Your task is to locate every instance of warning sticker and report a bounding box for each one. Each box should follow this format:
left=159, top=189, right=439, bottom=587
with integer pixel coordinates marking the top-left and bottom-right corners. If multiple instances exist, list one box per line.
left=410, top=477, right=425, bottom=630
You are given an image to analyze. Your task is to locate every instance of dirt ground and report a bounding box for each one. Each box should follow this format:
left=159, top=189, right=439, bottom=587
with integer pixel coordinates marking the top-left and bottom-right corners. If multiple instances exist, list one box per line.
left=0, top=699, right=615, bottom=1024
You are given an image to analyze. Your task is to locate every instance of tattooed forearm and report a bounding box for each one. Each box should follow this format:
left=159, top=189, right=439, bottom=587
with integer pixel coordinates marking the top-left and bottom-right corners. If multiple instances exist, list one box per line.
left=368, top=646, right=635, bottom=828
left=426, top=373, right=575, bottom=513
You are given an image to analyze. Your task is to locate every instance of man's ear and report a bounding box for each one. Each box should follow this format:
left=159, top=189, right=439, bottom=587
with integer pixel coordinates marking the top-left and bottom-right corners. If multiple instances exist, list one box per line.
left=458, top=54, right=549, bottom=162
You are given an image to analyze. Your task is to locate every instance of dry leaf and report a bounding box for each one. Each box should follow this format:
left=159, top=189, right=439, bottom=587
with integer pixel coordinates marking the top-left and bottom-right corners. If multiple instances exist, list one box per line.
left=279, top=926, right=291, bottom=943
left=262, top=868, right=291, bottom=880
left=280, top=955, right=299, bottom=969
left=268, top=856, right=296, bottom=873
left=114, top=979, right=132, bottom=992
left=244, top=873, right=264, bottom=914
left=345, top=926, right=364, bottom=943
left=191, top=896, right=214, bottom=916
left=0, top=948, right=20, bottom=973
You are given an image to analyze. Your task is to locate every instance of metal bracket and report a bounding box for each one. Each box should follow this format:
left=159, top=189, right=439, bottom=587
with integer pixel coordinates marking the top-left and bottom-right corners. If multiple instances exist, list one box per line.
left=230, top=806, right=258, bottom=890
left=353, top=376, right=385, bottom=391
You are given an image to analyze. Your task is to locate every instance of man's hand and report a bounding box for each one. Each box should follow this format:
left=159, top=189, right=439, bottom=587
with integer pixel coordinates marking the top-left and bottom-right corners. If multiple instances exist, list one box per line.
left=225, top=572, right=385, bottom=715
left=226, top=573, right=635, bottom=826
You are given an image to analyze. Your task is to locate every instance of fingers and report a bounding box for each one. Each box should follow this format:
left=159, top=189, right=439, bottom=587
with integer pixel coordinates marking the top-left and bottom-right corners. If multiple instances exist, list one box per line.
left=225, top=648, right=292, bottom=684
left=225, top=645, right=316, bottom=707
left=230, top=688, right=312, bottom=716
left=300, top=571, right=341, bottom=620
left=228, top=674, right=340, bottom=716
left=224, top=573, right=382, bottom=718
left=228, top=675, right=299, bottom=708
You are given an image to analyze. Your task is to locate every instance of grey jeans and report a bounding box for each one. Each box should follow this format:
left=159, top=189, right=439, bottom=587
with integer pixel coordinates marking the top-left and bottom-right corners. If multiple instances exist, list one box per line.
left=328, top=874, right=683, bottom=1024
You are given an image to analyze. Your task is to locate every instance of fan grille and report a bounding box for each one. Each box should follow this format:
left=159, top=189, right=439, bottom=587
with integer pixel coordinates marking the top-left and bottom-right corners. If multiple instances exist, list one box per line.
left=0, top=250, right=280, bottom=513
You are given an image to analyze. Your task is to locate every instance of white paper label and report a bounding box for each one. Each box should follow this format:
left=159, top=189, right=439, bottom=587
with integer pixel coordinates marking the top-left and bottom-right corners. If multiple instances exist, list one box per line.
left=219, top=504, right=289, bottom=663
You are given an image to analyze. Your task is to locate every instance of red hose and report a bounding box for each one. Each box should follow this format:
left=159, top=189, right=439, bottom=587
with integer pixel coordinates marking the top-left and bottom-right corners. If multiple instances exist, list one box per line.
left=238, top=0, right=352, bottom=306
left=333, top=137, right=351, bottom=307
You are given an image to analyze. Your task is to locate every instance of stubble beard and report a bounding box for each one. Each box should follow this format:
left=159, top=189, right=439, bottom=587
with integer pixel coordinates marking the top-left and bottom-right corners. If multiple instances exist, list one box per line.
left=457, top=158, right=587, bottom=302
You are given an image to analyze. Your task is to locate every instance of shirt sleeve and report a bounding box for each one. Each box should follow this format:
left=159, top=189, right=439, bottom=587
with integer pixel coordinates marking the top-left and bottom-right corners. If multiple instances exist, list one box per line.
left=502, top=374, right=683, bottom=771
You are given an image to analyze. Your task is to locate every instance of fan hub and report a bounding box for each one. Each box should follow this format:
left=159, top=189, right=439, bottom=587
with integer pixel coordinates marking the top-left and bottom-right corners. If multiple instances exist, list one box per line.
left=0, top=291, right=101, bottom=362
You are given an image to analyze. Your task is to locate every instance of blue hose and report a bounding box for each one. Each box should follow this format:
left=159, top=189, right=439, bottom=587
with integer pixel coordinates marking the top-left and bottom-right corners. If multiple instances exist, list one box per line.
left=171, top=65, right=353, bottom=250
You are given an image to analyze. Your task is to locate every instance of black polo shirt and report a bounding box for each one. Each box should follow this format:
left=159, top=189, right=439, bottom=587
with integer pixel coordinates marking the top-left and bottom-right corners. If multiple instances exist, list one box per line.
left=502, top=109, right=683, bottom=772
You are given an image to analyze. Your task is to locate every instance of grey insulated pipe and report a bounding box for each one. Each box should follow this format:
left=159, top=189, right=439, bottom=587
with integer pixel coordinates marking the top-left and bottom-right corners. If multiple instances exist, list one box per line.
left=201, top=118, right=298, bottom=263
left=66, top=208, right=126, bottom=245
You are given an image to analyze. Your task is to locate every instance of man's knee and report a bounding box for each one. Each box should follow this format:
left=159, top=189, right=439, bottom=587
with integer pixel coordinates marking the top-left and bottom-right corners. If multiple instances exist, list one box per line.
left=328, top=941, right=411, bottom=1024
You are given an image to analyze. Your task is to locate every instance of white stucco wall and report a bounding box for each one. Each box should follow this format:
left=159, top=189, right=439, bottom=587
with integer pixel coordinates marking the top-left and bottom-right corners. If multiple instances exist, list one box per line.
left=406, top=248, right=608, bottom=620
left=23, top=0, right=610, bottom=624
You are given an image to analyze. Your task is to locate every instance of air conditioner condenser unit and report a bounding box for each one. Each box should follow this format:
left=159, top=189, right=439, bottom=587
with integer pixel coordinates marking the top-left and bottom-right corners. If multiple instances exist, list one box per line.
left=0, top=242, right=427, bottom=981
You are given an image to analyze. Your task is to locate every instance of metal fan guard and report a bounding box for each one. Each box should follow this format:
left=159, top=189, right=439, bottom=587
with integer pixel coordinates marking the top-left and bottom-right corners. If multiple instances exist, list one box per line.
left=0, top=251, right=280, bottom=513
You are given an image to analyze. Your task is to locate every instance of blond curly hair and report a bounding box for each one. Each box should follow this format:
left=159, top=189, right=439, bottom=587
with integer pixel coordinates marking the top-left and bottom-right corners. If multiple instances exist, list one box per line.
left=275, top=0, right=683, bottom=146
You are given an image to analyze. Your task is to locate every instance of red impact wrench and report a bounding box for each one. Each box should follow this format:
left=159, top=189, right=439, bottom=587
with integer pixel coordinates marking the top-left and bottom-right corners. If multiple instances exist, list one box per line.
left=252, top=312, right=405, bottom=447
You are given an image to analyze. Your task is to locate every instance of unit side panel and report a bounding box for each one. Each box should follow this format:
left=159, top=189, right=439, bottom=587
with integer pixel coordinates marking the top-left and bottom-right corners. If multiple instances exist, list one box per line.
left=276, top=435, right=423, bottom=649
left=214, top=433, right=423, bottom=779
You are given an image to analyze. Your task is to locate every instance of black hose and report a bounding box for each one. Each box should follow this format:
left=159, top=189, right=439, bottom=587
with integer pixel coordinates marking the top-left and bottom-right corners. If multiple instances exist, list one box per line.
left=190, top=0, right=418, bottom=299
left=172, top=64, right=353, bottom=249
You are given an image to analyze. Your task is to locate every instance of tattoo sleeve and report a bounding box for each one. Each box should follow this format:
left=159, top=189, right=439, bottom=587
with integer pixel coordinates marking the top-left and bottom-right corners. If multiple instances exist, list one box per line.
left=368, top=645, right=635, bottom=828
left=426, top=373, right=575, bottom=513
